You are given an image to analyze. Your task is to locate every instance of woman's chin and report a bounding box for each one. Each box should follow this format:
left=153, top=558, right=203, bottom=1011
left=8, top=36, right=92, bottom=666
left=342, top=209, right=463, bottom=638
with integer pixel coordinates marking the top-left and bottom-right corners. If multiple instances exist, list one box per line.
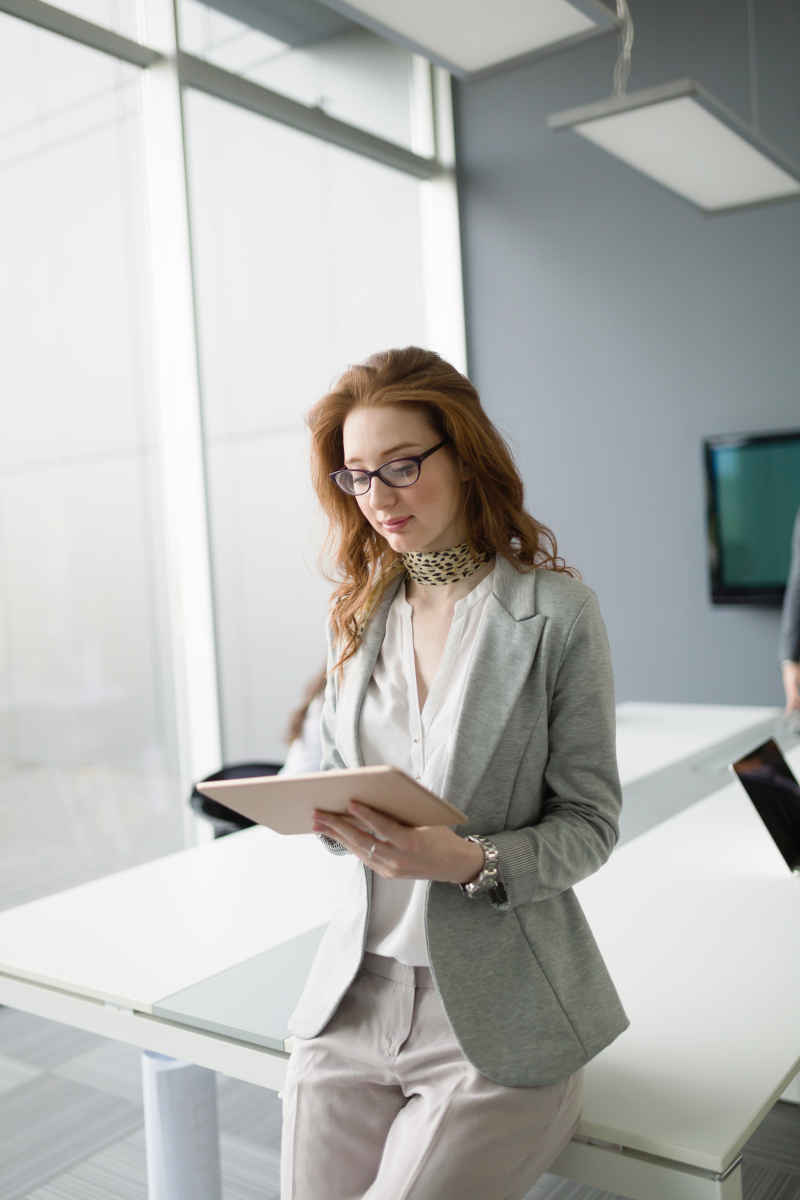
left=381, top=526, right=421, bottom=553
left=386, top=535, right=416, bottom=554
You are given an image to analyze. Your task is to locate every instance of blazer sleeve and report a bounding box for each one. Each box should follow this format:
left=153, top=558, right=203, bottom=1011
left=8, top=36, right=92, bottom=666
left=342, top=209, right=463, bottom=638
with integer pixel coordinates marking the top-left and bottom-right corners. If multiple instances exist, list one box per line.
left=778, top=508, right=800, bottom=664
left=317, top=618, right=351, bottom=857
left=489, top=593, right=622, bottom=907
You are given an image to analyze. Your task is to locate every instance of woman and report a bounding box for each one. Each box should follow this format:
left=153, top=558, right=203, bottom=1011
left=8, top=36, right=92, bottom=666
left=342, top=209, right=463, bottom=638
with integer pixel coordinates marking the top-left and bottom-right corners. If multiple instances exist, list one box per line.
left=281, top=348, right=628, bottom=1200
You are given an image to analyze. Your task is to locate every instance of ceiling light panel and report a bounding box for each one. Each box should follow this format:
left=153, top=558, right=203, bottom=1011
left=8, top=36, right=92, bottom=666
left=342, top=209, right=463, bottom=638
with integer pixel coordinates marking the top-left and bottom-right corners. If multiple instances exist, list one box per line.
left=549, top=81, right=800, bottom=213
left=321, top=0, right=614, bottom=74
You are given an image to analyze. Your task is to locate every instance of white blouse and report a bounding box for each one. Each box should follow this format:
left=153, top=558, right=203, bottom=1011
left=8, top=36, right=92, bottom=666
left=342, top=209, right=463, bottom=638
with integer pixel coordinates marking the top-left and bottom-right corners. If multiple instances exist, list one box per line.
left=359, top=569, right=495, bottom=966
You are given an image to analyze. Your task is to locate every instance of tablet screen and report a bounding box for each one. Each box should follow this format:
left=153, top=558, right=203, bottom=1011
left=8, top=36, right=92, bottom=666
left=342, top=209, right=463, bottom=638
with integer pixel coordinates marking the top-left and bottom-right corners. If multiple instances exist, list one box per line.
left=732, top=739, right=800, bottom=873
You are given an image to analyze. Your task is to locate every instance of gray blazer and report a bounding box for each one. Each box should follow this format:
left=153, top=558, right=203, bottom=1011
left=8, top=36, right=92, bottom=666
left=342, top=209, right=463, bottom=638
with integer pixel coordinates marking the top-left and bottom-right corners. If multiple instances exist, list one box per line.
left=779, top=507, right=800, bottom=664
left=288, top=556, right=630, bottom=1087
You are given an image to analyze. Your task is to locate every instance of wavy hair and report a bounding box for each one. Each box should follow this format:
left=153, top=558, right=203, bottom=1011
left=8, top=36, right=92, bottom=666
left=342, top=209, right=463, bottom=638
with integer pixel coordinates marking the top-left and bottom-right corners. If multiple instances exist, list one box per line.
left=307, top=346, right=575, bottom=669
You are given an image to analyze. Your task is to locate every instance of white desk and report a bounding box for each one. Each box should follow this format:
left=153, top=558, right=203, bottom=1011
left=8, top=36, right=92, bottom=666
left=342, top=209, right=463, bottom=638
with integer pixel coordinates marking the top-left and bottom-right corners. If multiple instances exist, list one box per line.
left=0, top=703, right=798, bottom=1200
left=615, top=702, right=780, bottom=786
left=0, top=827, right=353, bottom=1090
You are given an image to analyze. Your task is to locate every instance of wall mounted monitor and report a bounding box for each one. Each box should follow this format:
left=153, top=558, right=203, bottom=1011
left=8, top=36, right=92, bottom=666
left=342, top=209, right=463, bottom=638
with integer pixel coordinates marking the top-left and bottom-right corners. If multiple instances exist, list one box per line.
left=704, top=428, right=800, bottom=605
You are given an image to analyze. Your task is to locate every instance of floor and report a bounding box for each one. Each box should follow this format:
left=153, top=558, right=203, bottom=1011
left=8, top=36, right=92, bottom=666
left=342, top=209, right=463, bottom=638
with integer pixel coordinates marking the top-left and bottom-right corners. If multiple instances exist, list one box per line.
left=1, top=761, right=799, bottom=1199
left=0, top=1006, right=280, bottom=1200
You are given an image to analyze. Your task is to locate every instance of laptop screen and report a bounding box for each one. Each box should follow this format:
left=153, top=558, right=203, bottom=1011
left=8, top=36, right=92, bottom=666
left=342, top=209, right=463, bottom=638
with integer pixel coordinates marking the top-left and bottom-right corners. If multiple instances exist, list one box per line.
left=732, top=739, right=800, bottom=873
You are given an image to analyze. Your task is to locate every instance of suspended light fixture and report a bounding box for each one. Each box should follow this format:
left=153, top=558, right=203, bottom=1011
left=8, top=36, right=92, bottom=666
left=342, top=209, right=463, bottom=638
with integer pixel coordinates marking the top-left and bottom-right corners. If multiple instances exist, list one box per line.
left=320, top=0, right=618, bottom=75
left=547, top=0, right=800, bottom=214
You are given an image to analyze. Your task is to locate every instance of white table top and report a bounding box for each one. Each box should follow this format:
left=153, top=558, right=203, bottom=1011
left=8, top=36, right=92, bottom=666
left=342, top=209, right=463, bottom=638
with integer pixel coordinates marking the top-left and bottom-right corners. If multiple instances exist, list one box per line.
left=575, top=741, right=800, bottom=1171
left=0, top=826, right=354, bottom=1010
left=615, top=701, right=779, bottom=786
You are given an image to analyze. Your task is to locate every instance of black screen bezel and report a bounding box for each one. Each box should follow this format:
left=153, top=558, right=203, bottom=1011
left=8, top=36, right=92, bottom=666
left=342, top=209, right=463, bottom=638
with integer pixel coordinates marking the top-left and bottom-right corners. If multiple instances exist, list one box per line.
left=732, top=738, right=800, bottom=873
left=704, top=427, right=800, bottom=606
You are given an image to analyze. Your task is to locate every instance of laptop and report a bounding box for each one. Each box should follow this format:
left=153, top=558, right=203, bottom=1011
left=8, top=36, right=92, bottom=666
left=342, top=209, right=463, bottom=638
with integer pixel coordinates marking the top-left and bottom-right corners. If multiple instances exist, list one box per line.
left=731, top=739, right=800, bottom=874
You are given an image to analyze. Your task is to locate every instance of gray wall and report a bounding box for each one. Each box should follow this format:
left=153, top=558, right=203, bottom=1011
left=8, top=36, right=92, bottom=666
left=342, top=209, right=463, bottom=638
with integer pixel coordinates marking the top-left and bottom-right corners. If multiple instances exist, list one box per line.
left=453, top=0, right=800, bottom=707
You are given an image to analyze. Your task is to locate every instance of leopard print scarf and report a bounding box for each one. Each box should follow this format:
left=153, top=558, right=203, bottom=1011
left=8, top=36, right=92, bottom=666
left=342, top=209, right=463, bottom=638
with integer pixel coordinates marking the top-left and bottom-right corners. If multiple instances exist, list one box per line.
left=401, top=543, right=493, bottom=585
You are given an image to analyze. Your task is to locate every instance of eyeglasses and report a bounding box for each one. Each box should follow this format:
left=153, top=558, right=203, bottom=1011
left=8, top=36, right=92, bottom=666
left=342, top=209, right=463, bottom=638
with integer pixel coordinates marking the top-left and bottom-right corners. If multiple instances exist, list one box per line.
left=330, top=439, right=450, bottom=497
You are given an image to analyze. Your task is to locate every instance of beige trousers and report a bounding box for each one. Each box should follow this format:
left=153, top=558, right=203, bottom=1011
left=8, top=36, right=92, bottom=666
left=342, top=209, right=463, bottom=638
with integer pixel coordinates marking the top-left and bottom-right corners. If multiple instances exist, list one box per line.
left=281, top=952, right=582, bottom=1200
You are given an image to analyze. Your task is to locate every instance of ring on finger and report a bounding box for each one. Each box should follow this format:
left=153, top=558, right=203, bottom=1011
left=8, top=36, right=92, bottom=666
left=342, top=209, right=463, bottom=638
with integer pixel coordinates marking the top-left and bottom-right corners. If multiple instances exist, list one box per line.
left=366, top=843, right=377, bottom=858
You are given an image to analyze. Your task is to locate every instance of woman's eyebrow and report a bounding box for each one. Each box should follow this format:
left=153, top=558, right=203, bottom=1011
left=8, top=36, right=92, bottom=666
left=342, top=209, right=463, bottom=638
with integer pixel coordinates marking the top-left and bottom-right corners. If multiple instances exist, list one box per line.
left=345, top=442, right=422, bottom=466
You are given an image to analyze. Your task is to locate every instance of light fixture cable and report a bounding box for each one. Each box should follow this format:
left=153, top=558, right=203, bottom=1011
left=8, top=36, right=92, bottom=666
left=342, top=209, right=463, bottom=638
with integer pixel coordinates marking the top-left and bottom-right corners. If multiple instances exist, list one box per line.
left=747, top=0, right=759, bottom=132
left=611, top=0, right=634, bottom=98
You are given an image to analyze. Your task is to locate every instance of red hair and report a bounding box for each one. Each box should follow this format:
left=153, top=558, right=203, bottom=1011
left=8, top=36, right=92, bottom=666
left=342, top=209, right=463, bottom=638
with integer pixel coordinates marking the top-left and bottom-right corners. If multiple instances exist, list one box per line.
left=307, top=347, right=576, bottom=669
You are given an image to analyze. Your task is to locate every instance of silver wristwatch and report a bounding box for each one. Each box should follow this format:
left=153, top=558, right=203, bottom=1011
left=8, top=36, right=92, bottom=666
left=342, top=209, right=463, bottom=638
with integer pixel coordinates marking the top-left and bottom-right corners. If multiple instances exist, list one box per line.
left=460, top=835, right=500, bottom=899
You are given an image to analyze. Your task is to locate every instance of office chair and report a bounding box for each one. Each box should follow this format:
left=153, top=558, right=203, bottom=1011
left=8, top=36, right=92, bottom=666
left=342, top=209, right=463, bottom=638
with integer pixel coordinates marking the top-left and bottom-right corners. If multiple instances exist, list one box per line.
left=190, top=762, right=283, bottom=838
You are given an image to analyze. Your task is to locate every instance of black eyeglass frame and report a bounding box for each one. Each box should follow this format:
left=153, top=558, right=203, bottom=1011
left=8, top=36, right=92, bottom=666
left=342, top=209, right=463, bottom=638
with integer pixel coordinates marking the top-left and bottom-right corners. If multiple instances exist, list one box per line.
left=329, top=439, right=451, bottom=496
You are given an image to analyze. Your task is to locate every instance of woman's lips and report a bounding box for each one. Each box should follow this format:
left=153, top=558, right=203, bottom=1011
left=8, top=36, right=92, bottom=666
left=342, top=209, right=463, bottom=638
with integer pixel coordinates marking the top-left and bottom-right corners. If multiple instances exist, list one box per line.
left=381, top=516, right=413, bottom=532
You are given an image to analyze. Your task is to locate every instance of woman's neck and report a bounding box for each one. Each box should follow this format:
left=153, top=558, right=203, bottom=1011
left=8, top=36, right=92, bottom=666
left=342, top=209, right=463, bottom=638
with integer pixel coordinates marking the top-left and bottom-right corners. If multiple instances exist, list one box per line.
left=404, top=556, right=495, bottom=610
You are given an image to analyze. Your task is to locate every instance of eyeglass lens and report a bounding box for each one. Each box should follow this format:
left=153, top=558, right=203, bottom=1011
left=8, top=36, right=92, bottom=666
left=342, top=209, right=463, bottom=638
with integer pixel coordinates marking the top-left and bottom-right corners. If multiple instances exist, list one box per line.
left=338, top=459, right=420, bottom=495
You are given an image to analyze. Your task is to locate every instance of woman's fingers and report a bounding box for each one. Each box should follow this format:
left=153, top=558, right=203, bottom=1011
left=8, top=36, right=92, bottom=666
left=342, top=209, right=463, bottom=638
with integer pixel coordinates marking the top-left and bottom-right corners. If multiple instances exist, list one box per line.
left=313, top=812, right=359, bottom=839
left=313, top=814, right=381, bottom=846
left=312, top=803, right=407, bottom=848
left=347, top=802, right=407, bottom=846
left=313, top=812, right=381, bottom=859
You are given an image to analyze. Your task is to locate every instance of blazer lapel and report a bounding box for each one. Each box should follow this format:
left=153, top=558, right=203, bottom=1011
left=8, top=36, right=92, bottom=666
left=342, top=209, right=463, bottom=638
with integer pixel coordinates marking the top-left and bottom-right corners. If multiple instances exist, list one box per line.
left=441, top=564, right=545, bottom=815
left=335, top=574, right=404, bottom=769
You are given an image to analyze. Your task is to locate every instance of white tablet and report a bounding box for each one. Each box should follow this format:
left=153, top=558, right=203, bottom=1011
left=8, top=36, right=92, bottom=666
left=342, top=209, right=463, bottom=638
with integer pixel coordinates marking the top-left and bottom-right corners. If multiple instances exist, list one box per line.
left=196, top=766, right=468, bottom=836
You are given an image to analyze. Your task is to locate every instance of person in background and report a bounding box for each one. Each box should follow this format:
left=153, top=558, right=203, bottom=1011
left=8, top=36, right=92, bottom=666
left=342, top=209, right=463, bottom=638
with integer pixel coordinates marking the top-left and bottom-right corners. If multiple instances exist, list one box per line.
left=779, top=507, right=800, bottom=715
left=280, top=670, right=326, bottom=775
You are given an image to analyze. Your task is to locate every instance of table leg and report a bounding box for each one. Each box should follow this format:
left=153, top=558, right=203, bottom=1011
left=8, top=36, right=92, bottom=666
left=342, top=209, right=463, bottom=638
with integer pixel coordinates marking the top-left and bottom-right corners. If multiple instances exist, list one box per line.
left=142, top=1050, right=222, bottom=1200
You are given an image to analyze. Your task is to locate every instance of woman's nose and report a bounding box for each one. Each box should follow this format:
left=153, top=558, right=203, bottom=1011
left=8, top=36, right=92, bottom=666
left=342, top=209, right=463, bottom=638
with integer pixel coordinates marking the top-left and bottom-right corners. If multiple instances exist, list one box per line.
left=368, top=476, right=395, bottom=508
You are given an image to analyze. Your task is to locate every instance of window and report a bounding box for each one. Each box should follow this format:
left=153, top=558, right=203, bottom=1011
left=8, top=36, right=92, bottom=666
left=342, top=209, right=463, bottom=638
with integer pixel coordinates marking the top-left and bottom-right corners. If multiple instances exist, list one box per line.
left=179, top=0, right=417, bottom=149
left=0, top=12, right=181, bottom=904
left=185, top=90, right=428, bottom=758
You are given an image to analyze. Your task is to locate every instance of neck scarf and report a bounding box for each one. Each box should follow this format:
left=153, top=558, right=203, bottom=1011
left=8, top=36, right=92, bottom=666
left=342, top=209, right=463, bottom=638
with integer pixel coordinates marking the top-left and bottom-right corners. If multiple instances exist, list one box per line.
left=401, top=543, right=493, bottom=586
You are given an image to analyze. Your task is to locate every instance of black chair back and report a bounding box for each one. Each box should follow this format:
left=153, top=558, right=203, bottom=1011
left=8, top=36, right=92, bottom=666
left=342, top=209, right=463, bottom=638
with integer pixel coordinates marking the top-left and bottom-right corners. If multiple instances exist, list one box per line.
left=190, top=762, right=283, bottom=838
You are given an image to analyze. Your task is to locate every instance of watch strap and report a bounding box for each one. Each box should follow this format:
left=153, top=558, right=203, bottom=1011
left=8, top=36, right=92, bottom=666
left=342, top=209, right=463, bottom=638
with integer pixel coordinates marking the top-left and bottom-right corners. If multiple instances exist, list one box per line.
left=460, top=835, right=501, bottom=899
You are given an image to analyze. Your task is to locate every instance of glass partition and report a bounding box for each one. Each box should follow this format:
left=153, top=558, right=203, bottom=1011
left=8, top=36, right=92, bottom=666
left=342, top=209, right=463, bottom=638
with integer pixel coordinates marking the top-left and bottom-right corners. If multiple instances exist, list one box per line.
left=40, top=0, right=139, bottom=39
left=0, top=13, right=182, bottom=906
left=184, top=88, right=428, bottom=761
left=179, top=0, right=417, bottom=150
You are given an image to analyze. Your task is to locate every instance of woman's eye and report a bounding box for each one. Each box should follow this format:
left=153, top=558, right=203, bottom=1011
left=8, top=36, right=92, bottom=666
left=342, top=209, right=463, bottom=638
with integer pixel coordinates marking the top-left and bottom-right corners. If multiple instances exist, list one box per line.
left=388, top=461, right=416, bottom=479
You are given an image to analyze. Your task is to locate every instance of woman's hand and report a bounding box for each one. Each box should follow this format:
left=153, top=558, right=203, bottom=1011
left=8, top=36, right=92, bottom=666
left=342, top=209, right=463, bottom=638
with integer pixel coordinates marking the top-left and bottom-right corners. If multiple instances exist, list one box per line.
left=783, top=661, right=800, bottom=715
left=312, top=802, right=485, bottom=885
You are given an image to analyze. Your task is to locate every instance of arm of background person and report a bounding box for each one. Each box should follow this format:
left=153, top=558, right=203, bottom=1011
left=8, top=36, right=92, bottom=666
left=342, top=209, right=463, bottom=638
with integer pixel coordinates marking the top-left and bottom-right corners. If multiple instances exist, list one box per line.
left=317, top=621, right=351, bottom=855
left=779, top=507, right=800, bottom=713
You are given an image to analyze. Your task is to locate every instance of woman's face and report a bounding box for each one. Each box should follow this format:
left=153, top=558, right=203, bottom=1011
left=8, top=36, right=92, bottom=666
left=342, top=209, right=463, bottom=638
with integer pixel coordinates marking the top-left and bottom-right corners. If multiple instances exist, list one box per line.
left=341, top=405, right=467, bottom=555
